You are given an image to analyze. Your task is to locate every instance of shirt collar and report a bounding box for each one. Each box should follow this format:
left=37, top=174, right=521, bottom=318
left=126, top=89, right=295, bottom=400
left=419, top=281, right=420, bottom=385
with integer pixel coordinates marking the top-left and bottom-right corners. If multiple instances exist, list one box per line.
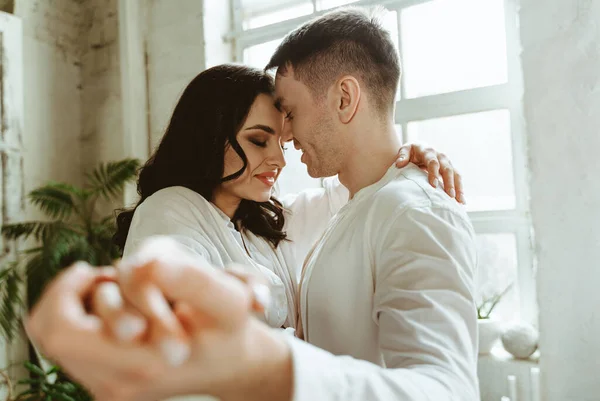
left=210, top=202, right=236, bottom=231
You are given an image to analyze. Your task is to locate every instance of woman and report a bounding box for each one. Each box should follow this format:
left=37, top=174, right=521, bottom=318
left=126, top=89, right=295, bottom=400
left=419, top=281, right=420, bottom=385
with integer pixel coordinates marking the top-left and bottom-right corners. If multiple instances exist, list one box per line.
left=100, top=64, right=461, bottom=342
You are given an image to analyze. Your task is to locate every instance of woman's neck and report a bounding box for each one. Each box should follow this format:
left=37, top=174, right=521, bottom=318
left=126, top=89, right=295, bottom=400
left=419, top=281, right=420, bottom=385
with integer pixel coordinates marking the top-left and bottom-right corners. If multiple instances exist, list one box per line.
left=211, top=189, right=242, bottom=219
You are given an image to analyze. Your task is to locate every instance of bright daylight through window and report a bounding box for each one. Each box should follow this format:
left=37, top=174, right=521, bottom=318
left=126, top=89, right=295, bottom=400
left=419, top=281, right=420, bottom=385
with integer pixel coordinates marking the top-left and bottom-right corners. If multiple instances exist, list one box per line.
left=230, top=0, right=535, bottom=324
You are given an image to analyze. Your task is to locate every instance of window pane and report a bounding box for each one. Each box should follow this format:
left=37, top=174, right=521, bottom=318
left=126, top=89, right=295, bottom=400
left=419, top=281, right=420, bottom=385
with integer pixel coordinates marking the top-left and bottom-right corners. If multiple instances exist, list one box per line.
left=277, top=147, right=322, bottom=197
left=241, top=0, right=314, bottom=30
left=316, top=0, right=359, bottom=11
left=395, top=124, right=403, bottom=142
left=400, top=0, right=508, bottom=98
left=406, top=110, right=515, bottom=211
left=243, top=38, right=282, bottom=69
left=475, top=233, right=519, bottom=322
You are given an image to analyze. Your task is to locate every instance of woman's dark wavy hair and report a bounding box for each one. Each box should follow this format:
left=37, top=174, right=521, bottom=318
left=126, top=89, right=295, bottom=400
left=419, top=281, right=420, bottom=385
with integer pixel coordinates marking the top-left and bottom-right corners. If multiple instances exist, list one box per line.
left=113, top=64, right=287, bottom=251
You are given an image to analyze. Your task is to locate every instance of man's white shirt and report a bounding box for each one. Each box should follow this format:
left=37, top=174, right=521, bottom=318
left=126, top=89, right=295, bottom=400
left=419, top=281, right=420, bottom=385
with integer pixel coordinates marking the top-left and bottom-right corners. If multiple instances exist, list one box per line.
left=288, top=163, right=479, bottom=401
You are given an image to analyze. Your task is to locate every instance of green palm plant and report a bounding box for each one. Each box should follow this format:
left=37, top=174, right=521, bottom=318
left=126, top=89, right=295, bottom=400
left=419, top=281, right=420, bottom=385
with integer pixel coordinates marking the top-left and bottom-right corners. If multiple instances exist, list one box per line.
left=4, top=362, right=94, bottom=401
left=0, top=158, right=140, bottom=341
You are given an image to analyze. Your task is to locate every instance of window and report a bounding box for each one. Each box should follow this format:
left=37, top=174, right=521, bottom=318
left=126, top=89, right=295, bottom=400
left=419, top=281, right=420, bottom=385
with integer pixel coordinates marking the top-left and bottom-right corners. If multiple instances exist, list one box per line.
left=230, top=0, right=535, bottom=323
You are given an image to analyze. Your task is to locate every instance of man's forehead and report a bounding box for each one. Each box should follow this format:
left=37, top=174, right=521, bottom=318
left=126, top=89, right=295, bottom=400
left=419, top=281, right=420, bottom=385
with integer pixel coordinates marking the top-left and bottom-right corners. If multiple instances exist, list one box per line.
left=274, top=73, right=303, bottom=105
left=274, top=77, right=290, bottom=104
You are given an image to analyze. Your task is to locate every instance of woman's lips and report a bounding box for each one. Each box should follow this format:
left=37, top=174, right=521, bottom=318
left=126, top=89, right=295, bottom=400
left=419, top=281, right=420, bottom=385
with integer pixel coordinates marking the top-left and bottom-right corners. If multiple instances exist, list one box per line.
left=255, top=172, right=276, bottom=187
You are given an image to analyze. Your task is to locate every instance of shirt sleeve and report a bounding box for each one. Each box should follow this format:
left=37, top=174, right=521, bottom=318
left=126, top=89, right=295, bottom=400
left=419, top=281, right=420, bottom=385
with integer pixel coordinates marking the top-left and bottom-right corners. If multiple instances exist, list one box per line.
left=279, top=177, right=349, bottom=265
left=283, top=205, right=479, bottom=401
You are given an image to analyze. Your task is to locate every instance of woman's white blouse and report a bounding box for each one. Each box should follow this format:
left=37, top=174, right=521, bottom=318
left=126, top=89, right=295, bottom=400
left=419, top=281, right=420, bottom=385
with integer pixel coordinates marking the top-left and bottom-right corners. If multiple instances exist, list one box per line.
left=122, top=179, right=349, bottom=329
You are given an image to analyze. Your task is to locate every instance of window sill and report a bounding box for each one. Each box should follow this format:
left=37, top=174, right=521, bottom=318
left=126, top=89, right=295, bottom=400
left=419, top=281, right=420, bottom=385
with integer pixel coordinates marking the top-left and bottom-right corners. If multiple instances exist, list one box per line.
left=478, top=344, right=540, bottom=401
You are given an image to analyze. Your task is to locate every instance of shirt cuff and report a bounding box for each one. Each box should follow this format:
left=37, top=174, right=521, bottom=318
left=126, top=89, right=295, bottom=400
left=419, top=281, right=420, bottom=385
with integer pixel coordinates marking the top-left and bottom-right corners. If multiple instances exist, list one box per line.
left=282, top=336, right=342, bottom=401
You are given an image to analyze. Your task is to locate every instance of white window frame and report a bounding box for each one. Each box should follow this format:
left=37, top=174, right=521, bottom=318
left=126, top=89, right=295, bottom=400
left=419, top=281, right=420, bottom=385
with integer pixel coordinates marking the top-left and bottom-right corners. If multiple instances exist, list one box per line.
left=227, top=0, right=536, bottom=324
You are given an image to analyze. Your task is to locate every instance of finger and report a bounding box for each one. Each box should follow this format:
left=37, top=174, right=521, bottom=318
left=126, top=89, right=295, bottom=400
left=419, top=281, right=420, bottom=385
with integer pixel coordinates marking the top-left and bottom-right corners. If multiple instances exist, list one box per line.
left=437, top=154, right=456, bottom=199
left=52, top=262, right=117, bottom=299
left=454, top=172, right=466, bottom=204
left=426, top=157, right=441, bottom=187
left=395, top=145, right=412, bottom=168
left=26, top=265, right=164, bottom=377
left=172, top=301, right=217, bottom=334
left=90, top=282, right=147, bottom=342
left=225, top=264, right=272, bottom=312
left=27, top=262, right=116, bottom=340
left=413, top=147, right=440, bottom=187
left=442, top=168, right=456, bottom=199
left=173, top=302, right=198, bottom=334
left=118, top=277, right=191, bottom=367
left=406, top=143, right=429, bottom=165
left=119, top=237, right=253, bottom=330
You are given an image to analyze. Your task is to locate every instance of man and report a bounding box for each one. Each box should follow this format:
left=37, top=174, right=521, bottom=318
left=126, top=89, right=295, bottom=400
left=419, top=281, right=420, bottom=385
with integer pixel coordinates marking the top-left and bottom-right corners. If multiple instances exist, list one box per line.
left=27, top=7, right=477, bottom=401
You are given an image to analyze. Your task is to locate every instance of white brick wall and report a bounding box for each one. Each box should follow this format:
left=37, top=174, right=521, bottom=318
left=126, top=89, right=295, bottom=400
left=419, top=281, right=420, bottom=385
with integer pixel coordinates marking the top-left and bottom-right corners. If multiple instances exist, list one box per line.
left=80, top=0, right=122, bottom=173
left=15, top=0, right=84, bottom=194
left=4, top=0, right=85, bottom=384
left=146, top=0, right=206, bottom=147
left=520, top=1, right=600, bottom=400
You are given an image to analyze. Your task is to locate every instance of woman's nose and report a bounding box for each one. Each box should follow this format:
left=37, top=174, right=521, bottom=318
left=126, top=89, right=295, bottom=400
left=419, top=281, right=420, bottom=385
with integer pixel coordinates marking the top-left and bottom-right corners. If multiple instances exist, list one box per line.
left=268, top=144, right=287, bottom=169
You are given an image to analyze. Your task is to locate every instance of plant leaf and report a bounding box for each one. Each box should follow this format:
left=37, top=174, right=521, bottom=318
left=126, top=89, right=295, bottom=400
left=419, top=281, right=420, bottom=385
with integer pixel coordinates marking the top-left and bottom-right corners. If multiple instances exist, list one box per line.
left=47, top=390, right=76, bottom=401
left=17, top=378, right=41, bottom=385
left=24, top=361, right=46, bottom=377
left=46, top=366, right=60, bottom=375
left=54, top=382, right=76, bottom=393
left=25, top=252, right=54, bottom=309
left=46, top=182, right=91, bottom=201
left=0, top=264, right=23, bottom=341
left=99, top=215, right=115, bottom=227
left=87, top=158, right=140, bottom=201
left=2, top=221, right=51, bottom=242
left=2, top=221, right=81, bottom=243
left=25, top=227, right=98, bottom=308
left=56, top=236, right=97, bottom=268
left=28, top=186, right=76, bottom=220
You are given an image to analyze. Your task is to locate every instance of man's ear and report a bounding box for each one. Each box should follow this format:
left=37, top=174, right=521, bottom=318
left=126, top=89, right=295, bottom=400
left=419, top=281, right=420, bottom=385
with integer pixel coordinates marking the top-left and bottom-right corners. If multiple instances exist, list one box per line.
left=333, top=76, right=361, bottom=124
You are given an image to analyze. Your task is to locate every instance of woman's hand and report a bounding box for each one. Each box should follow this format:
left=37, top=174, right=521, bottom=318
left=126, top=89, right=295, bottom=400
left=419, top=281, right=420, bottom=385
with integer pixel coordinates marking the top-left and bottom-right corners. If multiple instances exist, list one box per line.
left=25, top=263, right=166, bottom=401
left=395, top=143, right=465, bottom=204
left=26, top=237, right=284, bottom=401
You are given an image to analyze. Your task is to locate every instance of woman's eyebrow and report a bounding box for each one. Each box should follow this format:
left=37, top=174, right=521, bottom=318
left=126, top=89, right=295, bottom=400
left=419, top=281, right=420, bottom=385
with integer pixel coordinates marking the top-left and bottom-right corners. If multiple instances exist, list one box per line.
left=244, top=124, right=275, bottom=134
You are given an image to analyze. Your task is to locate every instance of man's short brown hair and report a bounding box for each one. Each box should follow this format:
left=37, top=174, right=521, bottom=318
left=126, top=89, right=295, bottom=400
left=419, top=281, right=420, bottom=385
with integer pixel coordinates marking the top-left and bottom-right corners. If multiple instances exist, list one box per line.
left=266, top=7, right=401, bottom=114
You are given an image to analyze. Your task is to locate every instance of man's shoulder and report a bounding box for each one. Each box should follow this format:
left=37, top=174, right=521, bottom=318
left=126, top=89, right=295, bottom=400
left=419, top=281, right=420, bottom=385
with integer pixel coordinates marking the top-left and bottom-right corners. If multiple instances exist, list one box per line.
left=371, top=164, right=452, bottom=207
left=369, top=164, right=468, bottom=222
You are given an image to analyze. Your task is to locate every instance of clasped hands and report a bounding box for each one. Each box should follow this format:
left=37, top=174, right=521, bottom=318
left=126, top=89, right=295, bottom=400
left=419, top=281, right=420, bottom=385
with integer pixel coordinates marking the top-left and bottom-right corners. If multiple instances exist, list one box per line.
left=26, top=236, right=292, bottom=401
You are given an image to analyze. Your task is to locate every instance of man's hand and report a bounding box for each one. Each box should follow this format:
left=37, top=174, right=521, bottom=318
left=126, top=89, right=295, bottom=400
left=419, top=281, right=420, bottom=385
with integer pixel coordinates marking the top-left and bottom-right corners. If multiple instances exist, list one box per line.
left=395, top=143, right=465, bottom=204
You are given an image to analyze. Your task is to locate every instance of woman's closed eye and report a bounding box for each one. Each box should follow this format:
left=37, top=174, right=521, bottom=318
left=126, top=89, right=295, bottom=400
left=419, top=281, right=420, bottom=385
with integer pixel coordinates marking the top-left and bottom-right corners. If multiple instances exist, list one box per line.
left=285, top=111, right=293, bottom=121
left=250, top=139, right=267, bottom=147
left=251, top=139, right=287, bottom=152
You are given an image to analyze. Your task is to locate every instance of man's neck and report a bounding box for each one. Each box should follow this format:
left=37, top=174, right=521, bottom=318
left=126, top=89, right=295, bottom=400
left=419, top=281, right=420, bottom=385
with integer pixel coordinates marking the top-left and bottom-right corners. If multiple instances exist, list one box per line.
left=338, top=124, right=401, bottom=198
